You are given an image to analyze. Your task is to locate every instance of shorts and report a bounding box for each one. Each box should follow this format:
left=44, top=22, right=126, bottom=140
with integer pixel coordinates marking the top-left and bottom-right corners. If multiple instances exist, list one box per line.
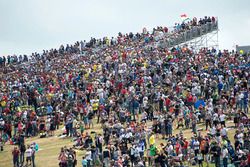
left=84, top=118, right=89, bottom=125
left=220, top=121, right=225, bottom=126
left=93, top=110, right=98, bottom=115
left=89, top=119, right=93, bottom=124
left=26, top=157, right=31, bottom=161
left=234, top=117, right=239, bottom=124
left=50, top=125, right=55, bottom=131
left=134, top=109, right=139, bottom=115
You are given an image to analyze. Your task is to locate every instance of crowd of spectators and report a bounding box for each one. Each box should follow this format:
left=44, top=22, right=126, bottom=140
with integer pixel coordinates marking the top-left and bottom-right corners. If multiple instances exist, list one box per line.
left=0, top=16, right=249, bottom=167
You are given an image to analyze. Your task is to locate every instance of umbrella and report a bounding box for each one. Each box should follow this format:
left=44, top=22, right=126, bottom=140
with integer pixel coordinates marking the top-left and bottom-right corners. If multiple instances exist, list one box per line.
left=194, top=99, right=205, bottom=109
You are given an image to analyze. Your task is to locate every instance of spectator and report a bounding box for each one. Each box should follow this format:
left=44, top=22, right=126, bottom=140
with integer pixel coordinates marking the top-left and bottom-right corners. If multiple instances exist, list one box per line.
left=12, top=146, right=20, bottom=167
left=25, top=145, right=33, bottom=166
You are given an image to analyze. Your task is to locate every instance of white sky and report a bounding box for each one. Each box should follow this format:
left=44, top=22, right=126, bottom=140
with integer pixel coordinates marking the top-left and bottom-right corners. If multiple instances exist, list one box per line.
left=0, top=0, right=250, bottom=56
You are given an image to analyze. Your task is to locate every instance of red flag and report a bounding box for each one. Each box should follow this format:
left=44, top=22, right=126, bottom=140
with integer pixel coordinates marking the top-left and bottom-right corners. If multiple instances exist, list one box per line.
left=181, top=14, right=187, bottom=18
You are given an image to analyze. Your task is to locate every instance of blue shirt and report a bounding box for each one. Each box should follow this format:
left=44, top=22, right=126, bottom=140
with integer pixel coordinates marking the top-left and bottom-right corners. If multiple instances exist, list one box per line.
left=218, top=83, right=223, bottom=90
left=82, top=159, right=88, bottom=166
left=47, top=106, right=53, bottom=114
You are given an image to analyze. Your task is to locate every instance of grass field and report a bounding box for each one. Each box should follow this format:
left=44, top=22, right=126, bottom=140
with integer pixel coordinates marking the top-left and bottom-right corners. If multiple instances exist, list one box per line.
left=0, top=118, right=238, bottom=167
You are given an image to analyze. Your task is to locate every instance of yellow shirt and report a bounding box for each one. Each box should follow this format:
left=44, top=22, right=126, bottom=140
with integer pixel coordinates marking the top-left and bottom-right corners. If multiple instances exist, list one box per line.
left=0, top=100, right=6, bottom=107
left=93, top=65, right=97, bottom=72
left=149, top=135, right=155, bottom=145
left=92, top=102, right=99, bottom=111
left=84, top=73, right=89, bottom=79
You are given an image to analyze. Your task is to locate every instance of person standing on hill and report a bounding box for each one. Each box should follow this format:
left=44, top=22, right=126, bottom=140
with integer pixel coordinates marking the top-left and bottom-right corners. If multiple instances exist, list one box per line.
left=19, top=143, right=26, bottom=166
left=211, top=142, right=221, bottom=167
left=58, top=148, right=68, bottom=167
left=103, top=147, right=110, bottom=167
left=12, top=146, right=20, bottom=167
left=31, top=143, right=36, bottom=167
left=81, top=156, right=88, bottom=167
left=25, top=145, right=33, bottom=166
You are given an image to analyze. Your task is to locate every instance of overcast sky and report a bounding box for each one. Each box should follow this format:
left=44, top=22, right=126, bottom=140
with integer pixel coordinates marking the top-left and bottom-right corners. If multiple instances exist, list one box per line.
left=0, top=0, right=250, bottom=56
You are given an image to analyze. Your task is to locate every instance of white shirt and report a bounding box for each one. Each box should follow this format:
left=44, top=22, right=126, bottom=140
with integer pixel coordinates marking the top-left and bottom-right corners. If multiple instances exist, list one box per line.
left=0, top=120, right=5, bottom=126
left=193, top=141, right=200, bottom=150
left=211, top=127, right=216, bottom=135
left=97, top=88, right=104, bottom=99
left=207, top=105, right=213, bottom=112
left=156, top=60, right=163, bottom=66
left=125, top=132, right=132, bottom=139
left=221, top=128, right=227, bottom=136
left=85, top=151, right=92, bottom=160
left=143, top=98, right=148, bottom=107
left=138, top=143, right=145, bottom=153
left=167, top=145, right=173, bottom=155
left=220, top=114, right=226, bottom=122
left=218, top=75, right=224, bottom=83
left=222, top=148, right=228, bottom=158
left=237, top=133, right=244, bottom=143
left=134, top=147, right=140, bottom=157
left=141, top=112, right=147, bottom=120
left=129, top=86, right=135, bottom=94
left=213, top=113, right=219, bottom=121
left=25, top=148, right=33, bottom=157
left=105, top=80, right=111, bottom=88
left=238, top=93, right=244, bottom=101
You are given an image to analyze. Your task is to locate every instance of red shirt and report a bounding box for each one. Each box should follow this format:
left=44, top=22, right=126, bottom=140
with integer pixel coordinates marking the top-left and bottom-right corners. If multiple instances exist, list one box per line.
left=12, top=149, right=20, bottom=158
left=2, top=95, right=8, bottom=102
left=187, top=94, right=193, bottom=102
left=117, top=82, right=123, bottom=90
left=176, top=86, right=180, bottom=93
left=87, top=84, right=93, bottom=92
left=122, top=52, right=127, bottom=60
left=193, top=96, right=197, bottom=102
left=112, top=53, right=118, bottom=60
left=183, top=140, right=189, bottom=149
left=121, top=89, right=127, bottom=95
left=175, top=142, right=181, bottom=155
left=99, top=105, right=105, bottom=111
left=165, top=98, right=171, bottom=106
left=69, top=73, right=73, bottom=81
left=4, top=107, right=10, bottom=114
left=5, top=123, right=12, bottom=132
left=138, top=78, right=144, bottom=86
left=110, top=79, right=115, bottom=86
left=49, top=84, right=54, bottom=93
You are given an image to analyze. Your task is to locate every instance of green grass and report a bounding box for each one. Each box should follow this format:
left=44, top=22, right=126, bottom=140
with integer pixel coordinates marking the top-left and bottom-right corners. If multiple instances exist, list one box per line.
left=0, top=118, right=240, bottom=167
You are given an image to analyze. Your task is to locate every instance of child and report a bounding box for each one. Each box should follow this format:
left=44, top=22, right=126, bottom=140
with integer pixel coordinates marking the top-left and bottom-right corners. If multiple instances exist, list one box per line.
left=25, top=145, right=33, bottom=166
left=81, top=156, right=88, bottom=167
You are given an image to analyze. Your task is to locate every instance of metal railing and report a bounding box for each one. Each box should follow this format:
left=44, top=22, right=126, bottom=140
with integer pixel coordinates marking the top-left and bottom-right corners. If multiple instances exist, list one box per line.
left=157, top=21, right=218, bottom=48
